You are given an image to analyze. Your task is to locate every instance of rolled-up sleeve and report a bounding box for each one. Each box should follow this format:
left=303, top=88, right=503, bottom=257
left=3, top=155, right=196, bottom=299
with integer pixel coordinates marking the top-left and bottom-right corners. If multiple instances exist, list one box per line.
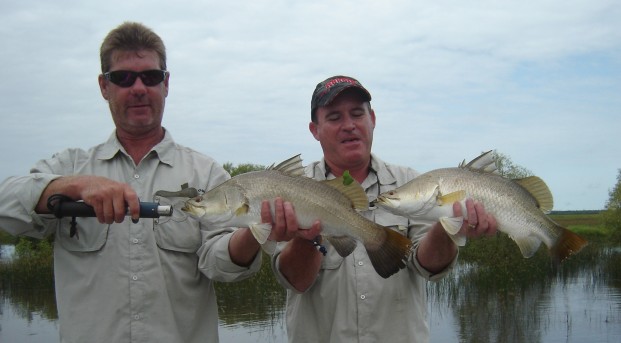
left=0, top=173, right=61, bottom=238
left=408, top=222, right=458, bottom=281
left=197, top=227, right=262, bottom=282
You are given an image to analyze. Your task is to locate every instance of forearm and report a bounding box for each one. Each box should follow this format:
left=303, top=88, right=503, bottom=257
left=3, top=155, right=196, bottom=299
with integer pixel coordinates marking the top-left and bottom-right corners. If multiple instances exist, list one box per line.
left=35, top=176, right=84, bottom=213
left=415, top=223, right=458, bottom=274
left=278, top=237, right=322, bottom=292
left=228, top=227, right=261, bottom=267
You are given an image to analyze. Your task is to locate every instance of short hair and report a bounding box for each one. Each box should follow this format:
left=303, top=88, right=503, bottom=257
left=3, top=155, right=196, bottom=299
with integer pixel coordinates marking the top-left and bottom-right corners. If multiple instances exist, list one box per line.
left=100, top=22, right=167, bottom=73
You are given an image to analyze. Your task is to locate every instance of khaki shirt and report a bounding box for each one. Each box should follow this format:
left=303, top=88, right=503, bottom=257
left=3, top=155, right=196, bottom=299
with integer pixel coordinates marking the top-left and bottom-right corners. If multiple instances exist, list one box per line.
left=272, top=154, right=456, bottom=343
left=0, top=130, right=261, bottom=343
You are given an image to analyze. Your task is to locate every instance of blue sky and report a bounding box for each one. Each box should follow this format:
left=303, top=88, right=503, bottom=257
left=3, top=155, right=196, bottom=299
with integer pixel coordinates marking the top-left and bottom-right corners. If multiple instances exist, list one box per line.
left=1, top=0, right=619, bottom=210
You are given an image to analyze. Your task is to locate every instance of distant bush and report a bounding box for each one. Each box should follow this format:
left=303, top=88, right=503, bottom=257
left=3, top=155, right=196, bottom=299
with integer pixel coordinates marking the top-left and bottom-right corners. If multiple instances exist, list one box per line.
left=1, top=237, right=54, bottom=289
left=603, top=169, right=621, bottom=240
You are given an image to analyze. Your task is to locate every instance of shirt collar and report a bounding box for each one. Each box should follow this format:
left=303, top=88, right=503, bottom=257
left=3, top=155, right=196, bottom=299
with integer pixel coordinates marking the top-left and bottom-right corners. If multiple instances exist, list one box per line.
left=96, top=128, right=176, bottom=166
left=315, top=153, right=397, bottom=186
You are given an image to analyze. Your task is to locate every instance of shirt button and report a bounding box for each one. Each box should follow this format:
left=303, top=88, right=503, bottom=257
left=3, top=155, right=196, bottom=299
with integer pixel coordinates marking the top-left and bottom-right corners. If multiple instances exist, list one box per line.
left=134, top=174, right=140, bottom=179
left=134, top=314, right=140, bottom=320
left=360, top=295, right=366, bottom=300
left=132, top=275, right=138, bottom=281
left=132, top=239, right=139, bottom=244
left=358, top=261, right=364, bottom=266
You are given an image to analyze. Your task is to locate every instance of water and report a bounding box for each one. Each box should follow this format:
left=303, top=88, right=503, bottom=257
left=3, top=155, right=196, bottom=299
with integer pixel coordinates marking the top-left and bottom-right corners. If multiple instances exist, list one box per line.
left=1, top=243, right=620, bottom=343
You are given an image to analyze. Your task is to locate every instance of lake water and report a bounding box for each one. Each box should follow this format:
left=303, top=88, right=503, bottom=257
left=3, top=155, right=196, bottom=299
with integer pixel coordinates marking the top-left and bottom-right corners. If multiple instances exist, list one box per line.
left=1, top=243, right=620, bottom=343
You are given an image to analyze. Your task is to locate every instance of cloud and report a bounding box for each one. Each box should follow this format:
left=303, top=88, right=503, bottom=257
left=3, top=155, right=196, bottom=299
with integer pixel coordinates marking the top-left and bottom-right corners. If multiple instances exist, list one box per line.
left=1, top=0, right=620, bottom=210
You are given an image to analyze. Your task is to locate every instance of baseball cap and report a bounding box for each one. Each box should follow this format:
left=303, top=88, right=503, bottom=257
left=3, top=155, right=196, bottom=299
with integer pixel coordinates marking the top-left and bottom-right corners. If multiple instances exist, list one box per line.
left=311, top=75, right=372, bottom=120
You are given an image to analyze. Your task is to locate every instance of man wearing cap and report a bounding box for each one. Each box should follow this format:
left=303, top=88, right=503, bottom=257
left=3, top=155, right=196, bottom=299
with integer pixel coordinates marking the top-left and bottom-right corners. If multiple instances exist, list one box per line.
left=266, top=75, right=497, bottom=342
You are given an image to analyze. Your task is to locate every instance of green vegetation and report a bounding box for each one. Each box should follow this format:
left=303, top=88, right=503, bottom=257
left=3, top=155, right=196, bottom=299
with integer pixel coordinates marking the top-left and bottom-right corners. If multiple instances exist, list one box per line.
left=602, top=169, right=621, bottom=241
left=223, top=162, right=267, bottom=177
left=215, top=252, right=285, bottom=324
left=549, top=211, right=609, bottom=240
left=492, top=151, right=533, bottom=179
left=0, top=229, right=20, bottom=244
left=1, top=237, right=55, bottom=289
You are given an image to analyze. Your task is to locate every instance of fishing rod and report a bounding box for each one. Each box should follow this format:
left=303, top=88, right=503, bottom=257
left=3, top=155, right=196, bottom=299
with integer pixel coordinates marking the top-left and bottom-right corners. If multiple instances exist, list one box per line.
left=47, top=194, right=173, bottom=238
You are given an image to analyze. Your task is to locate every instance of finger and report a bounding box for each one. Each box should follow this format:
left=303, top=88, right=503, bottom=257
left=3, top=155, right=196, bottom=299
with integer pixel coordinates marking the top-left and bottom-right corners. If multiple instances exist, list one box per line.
left=260, top=200, right=273, bottom=223
left=474, top=202, right=488, bottom=230
left=486, top=215, right=498, bottom=236
left=266, top=198, right=289, bottom=241
left=283, top=201, right=298, bottom=236
left=298, top=220, right=321, bottom=240
left=113, top=191, right=130, bottom=223
left=273, top=197, right=285, bottom=229
left=466, top=199, right=477, bottom=227
left=90, top=199, right=105, bottom=224
left=452, top=201, right=463, bottom=217
left=102, top=198, right=114, bottom=224
left=125, top=189, right=140, bottom=223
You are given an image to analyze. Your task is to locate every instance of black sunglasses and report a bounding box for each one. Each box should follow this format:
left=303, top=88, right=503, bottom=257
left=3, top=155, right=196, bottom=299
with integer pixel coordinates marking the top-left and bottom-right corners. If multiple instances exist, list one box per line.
left=103, top=69, right=168, bottom=88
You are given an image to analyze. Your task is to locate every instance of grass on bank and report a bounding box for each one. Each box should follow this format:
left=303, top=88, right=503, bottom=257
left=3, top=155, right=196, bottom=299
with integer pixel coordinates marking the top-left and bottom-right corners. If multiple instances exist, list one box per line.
left=0, top=212, right=617, bottom=290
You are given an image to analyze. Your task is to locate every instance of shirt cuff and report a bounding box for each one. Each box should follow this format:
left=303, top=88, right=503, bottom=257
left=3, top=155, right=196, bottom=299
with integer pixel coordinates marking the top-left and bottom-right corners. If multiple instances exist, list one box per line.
left=412, top=246, right=458, bottom=282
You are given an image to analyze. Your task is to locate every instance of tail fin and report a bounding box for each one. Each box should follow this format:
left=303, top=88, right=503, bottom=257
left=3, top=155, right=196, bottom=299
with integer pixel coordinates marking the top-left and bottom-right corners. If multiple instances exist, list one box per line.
left=550, top=227, right=588, bottom=264
left=365, top=227, right=413, bottom=278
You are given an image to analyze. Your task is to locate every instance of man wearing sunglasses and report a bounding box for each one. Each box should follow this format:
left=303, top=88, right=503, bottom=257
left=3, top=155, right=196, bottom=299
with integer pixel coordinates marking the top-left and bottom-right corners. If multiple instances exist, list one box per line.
left=0, top=22, right=277, bottom=343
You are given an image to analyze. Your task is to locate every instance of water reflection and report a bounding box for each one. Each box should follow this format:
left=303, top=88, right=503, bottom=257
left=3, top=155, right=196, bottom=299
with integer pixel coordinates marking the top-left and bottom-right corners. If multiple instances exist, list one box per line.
left=428, top=236, right=621, bottom=343
left=1, top=240, right=620, bottom=343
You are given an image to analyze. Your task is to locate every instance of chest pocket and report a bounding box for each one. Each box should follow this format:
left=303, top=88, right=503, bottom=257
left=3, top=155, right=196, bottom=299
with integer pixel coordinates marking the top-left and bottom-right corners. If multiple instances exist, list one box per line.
left=320, top=241, right=346, bottom=270
left=153, top=196, right=202, bottom=253
left=56, top=217, right=109, bottom=252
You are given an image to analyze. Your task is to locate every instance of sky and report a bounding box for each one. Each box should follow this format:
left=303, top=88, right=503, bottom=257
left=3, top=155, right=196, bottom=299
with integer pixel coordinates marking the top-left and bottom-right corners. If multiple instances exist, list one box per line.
left=0, top=0, right=619, bottom=211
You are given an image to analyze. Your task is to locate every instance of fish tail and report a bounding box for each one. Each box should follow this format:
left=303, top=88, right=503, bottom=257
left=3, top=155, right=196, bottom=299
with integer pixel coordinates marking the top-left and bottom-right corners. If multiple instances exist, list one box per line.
left=365, top=227, right=413, bottom=278
left=550, top=227, right=588, bottom=264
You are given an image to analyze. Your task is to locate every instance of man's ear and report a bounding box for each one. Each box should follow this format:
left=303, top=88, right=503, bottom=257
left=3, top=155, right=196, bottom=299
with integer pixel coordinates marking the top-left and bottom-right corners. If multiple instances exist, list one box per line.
left=309, top=121, right=320, bottom=141
left=98, top=74, right=109, bottom=100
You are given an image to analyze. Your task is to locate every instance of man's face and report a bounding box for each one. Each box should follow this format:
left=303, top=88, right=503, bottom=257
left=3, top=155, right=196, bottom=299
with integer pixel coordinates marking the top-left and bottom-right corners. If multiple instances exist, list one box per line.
left=309, top=89, right=376, bottom=172
left=98, top=50, right=169, bottom=137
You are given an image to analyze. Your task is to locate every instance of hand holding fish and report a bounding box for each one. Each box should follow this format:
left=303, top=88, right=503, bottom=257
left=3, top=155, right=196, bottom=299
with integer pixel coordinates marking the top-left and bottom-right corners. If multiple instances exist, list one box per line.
left=261, top=198, right=322, bottom=242
left=416, top=198, right=498, bottom=274
left=453, top=199, right=498, bottom=238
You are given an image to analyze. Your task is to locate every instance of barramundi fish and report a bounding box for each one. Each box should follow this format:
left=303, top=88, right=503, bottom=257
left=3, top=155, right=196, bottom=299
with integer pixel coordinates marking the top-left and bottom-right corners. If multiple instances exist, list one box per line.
left=182, top=155, right=413, bottom=278
left=372, top=151, right=587, bottom=263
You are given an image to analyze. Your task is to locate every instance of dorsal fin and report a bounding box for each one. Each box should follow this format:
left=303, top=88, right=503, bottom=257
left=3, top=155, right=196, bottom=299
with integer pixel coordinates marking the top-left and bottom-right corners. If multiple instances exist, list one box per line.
left=514, top=176, right=554, bottom=213
left=459, top=150, right=499, bottom=174
left=268, top=154, right=305, bottom=177
left=324, top=175, right=369, bottom=210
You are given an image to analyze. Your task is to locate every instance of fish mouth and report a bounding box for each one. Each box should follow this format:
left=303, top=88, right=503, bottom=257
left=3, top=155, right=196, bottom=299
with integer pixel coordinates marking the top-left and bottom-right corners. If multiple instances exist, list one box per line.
left=373, top=195, right=397, bottom=207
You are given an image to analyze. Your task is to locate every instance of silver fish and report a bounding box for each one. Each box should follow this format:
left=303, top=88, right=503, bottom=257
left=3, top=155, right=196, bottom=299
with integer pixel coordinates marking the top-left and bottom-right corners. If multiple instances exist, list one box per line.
left=372, top=151, right=587, bottom=263
left=182, top=155, right=413, bottom=278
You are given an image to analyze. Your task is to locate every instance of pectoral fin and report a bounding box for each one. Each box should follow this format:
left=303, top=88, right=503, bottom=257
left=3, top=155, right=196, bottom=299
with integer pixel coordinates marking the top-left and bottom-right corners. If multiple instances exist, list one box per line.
left=437, top=191, right=466, bottom=206
left=261, top=240, right=277, bottom=255
left=234, top=203, right=250, bottom=216
left=439, top=216, right=464, bottom=235
left=249, top=223, right=273, bottom=245
left=439, top=216, right=466, bottom=246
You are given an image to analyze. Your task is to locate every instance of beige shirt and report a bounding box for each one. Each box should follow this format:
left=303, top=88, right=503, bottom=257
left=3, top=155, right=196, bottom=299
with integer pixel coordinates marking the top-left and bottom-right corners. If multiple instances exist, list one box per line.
left=0, top=130, right=261, bottom=343
left=272, top=154, right=456, bottom=343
